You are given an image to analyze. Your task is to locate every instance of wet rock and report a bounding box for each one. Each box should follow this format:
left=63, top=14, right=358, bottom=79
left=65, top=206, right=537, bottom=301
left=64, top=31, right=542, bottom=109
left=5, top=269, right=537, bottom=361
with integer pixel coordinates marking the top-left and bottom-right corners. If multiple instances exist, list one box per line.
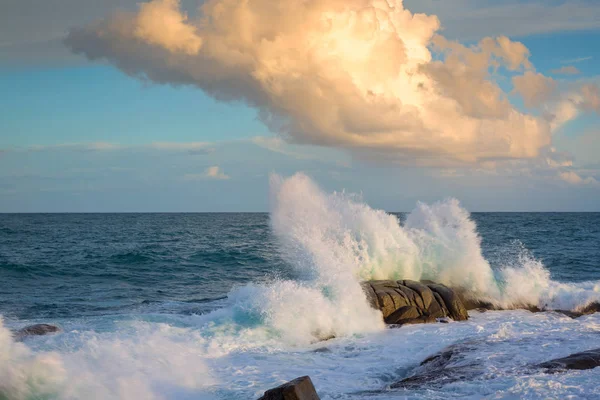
left=580, top=302, right=600, bottom=315
left=427, top=284, right=469, bottom=322
left=360, top=282, right=379, bottom=311
left=391, top=342, right=483, bottom=389
left=539, top=348, right=600, bottom=371
left=385, top=306, right=422, bottom=324
left=13, top=324, right=60, bottom=341
left=554, top=302, right=600, bottom=319
left=312, top=347, right=331, bottom=353
left=258, top=376, right=320, bottom=400
left=366, top=280, right=469, bottom=326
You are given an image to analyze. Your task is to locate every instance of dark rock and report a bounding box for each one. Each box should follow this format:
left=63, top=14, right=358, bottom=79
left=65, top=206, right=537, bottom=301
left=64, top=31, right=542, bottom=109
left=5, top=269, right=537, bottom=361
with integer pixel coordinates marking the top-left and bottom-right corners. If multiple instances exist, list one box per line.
left=258, top=376, right=320, bottom=400
left=385, top=306, right=422, bottom=325
left=13, top=324, right=60, bottom=341
left=390, top=315, right=437, bottom=327
left=402, top=280, right=435, bottom=309
left=312, top=347, right=331, bottom=353
left=580, top=302, right=600, bottom=315
left=366, top=280, right=469, bottom=326
left=360, top=282, right=379, bottom=311
left=427, top=284, right=469, bottom=322
left=391, top=342, right=483, bottom=389
left=539, top=348, right=600, bottom=371
left=557, top=302, right=600, bottom=319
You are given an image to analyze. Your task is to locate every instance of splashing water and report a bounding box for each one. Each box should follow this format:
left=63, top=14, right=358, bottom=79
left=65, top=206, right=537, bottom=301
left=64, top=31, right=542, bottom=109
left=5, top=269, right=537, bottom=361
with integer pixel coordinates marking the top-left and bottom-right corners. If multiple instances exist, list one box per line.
left=268, top=173, right=600, bottom=313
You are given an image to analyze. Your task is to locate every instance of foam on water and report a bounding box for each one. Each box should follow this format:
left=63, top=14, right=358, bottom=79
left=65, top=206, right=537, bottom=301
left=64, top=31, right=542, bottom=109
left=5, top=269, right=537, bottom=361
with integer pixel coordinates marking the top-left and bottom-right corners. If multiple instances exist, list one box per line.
left=1, top=173, right=600, bottom=399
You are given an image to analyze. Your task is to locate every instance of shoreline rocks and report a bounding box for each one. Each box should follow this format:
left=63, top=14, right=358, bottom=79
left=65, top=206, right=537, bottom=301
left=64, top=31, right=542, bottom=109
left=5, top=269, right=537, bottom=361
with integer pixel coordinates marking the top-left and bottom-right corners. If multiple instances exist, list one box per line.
left=258, top=376, right=320, bottom=400
left=362, top=280, right=468, bottom=326
left=13, top=324, right=60, bottom=341
left=539, top=348, right=600, bottom=371
left=391, top=341, right=483, bottom=389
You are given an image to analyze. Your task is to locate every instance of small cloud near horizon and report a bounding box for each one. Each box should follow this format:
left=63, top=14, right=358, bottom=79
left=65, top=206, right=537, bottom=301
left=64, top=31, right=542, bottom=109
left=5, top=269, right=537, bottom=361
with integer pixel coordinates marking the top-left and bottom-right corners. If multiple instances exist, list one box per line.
left=183, top=166, right=230, bottom=181
left=559, top=171, right=599, bottom=187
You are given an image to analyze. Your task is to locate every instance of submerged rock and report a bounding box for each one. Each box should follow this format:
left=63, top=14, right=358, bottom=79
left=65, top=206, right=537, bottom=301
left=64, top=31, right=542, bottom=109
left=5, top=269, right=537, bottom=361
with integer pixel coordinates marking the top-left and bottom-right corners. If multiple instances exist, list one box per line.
left=362, top=280, right=468, bottom=326
left=553, top=302, right=600, bottom=319
left=258, top=376, right=320, bottom=400
left=13, top=324, right=60, bottom=341
left=539, top=348, right=600, bottom=371
left=391, top=341, right=483, bottom=389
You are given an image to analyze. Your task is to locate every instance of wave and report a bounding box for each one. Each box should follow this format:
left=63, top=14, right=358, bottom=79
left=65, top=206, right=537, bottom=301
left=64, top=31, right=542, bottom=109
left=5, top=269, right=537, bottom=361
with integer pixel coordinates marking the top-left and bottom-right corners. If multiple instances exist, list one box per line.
left=268, top=173, right=600, bottom=314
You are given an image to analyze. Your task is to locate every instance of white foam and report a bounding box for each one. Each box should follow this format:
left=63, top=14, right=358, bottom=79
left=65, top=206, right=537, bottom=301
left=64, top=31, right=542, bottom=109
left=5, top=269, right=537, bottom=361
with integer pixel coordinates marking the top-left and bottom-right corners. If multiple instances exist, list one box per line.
left=4, top=311, right=600, bottom=399
left=2, top=173, right=600, bottom=399
left=269, top=173, right=600, bottom=312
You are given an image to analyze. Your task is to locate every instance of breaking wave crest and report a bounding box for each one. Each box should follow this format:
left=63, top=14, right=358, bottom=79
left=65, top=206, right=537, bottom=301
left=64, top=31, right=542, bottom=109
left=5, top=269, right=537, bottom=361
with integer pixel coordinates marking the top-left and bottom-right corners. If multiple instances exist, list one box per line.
left=269, top=173, right=600, bottom=313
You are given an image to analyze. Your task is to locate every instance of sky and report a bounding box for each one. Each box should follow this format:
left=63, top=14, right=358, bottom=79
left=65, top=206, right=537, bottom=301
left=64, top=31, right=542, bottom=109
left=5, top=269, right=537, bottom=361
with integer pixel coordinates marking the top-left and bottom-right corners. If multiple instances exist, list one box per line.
left=1, top=0, right=599, bottom=212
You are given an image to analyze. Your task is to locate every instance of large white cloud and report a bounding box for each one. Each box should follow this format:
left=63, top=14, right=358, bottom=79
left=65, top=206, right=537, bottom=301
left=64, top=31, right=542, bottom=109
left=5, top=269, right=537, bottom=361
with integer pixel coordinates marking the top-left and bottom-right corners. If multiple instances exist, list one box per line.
left=65, top=0, right=598, bottom=166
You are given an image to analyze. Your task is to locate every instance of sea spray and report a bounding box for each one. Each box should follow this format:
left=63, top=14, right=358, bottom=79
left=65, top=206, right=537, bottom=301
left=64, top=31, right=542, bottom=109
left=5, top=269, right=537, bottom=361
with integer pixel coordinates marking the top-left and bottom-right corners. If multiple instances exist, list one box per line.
left=0, top=318, right=65, bottom=400
left=268, top=173, right=600, bottom=312
left=0, top=319, right=219, bottom=400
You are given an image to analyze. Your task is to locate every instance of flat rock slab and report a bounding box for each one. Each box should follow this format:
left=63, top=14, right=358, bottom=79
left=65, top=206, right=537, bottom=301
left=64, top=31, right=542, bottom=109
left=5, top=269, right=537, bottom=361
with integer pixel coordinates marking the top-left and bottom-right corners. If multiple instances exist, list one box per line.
left=13, top=324, right=60, bottom=341
left=539, top=348, right=600, bottom=371
left=258, top=376, right=320, bottom=400
left=391, top=341, right=483, bottom=389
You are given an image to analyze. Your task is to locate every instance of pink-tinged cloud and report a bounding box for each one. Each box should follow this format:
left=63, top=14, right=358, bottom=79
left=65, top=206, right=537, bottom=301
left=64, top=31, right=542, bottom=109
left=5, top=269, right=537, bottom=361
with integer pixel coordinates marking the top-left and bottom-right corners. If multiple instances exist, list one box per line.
left=65, top=0, right=599, bottom=166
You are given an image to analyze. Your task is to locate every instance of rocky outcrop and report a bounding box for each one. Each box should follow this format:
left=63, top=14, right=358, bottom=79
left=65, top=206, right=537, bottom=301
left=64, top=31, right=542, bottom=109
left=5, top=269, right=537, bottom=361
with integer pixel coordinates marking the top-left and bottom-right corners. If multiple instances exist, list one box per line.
left=392, top=344, right=600, bottom=391
left=459, top=296, right=600, bottom=319
left=258, top=376, right=320, bottom=400
left=362, top=280, right=468, bottom=326
left=539, top=348, right=600, bottom=371
left=391, top=341, right=483, bottom=389
left=553, top=302, right=600, bottom=319
left=13, top=324, right=60, bottom=341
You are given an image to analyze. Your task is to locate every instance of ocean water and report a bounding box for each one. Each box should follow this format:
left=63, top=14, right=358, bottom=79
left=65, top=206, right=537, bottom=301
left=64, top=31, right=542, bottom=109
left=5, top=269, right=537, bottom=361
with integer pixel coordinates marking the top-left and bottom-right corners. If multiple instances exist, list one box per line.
left=1, top=173, right=600, bottom=399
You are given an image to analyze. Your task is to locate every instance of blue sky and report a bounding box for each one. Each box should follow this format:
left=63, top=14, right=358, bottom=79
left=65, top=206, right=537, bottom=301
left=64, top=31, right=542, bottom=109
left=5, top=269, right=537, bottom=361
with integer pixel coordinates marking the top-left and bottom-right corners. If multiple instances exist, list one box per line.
left=1, top=0, right=599, bottom=212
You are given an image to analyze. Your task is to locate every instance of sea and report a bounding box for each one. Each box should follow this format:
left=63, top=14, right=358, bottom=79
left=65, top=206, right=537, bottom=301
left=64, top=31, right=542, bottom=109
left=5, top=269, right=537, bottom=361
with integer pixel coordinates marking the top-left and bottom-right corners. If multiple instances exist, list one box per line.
left=1, top=173, right=600, bottom=399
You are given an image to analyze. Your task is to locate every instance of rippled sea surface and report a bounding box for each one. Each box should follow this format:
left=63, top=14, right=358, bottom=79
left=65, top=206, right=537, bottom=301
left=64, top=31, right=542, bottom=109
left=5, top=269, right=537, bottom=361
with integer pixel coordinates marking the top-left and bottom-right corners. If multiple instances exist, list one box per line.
left=2, top=213, right=598, bottom=320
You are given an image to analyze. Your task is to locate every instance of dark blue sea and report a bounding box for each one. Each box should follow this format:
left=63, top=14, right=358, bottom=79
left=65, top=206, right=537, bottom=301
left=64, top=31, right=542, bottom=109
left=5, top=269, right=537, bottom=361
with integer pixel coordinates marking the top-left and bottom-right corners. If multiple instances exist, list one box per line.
left=1, top=175, right=600, bottom=399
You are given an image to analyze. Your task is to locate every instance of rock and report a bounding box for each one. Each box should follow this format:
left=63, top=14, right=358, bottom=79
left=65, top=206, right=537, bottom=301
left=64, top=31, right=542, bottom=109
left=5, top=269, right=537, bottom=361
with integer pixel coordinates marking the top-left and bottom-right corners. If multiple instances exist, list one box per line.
left=538, top=348, right=600, bottom=371
left=385, top=305, right=422, bottom=324
left=402, top=280, right=435, bottom=309
left=258, top=376, right=320, bottom=400
left=427, top=284, right=469, bottom=322
left=580, top=302, right=600, bottom=315
left=13, top=324, right=60, bottom=341
left=360, top=282, right=379, bottom=311
left=312, top=347, right=331, bottom=353
left=391, top=341, right=483, bottom=389
left=366, top=280, right=468, bottom=326
left=556, top=302, right=600, bottom=319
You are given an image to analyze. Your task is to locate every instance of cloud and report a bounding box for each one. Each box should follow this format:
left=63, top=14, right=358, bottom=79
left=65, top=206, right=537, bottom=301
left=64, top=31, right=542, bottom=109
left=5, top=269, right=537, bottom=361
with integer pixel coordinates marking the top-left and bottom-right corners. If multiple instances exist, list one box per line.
left=559, top=171, right=599, bottom=187
left=6, top=141, right=214, bottom=155
left=405, top=0, right=600, bottom=40
left=512, top=72, right=556, bottom=108
left=148, top=141, right=214, bottom=154
left=551, top=66, right=581, bottom=76
left=561, top=56, right=593, bottom=64
left=28, top=142, right=123, bottom=152
left=134, top=0, right=202, bottom=55
left=67, top=0, right=567, bottom=166
left=579, top=84, right=600, bottom=112
left=183, top=166, right=230, bottom=181
left=251, top=136, right=317, bottom=160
